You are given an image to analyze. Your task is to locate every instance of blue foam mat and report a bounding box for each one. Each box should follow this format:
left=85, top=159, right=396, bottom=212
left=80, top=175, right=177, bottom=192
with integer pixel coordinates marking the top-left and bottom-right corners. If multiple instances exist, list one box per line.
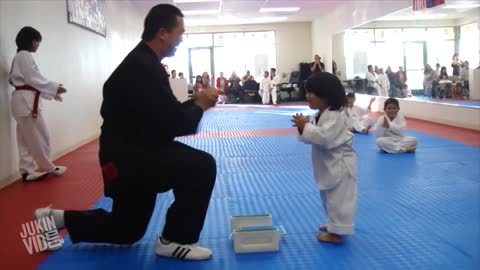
left=39, top=106, right=480, bottom=270
left=406, top=97, right=480, bottom=108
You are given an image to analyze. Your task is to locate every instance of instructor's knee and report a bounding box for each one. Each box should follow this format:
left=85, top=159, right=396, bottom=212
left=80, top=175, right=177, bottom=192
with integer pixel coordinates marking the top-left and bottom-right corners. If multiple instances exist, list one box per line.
left=196, top=151, right=216, bottom=172
left=113, top=227, right=146, bottom=245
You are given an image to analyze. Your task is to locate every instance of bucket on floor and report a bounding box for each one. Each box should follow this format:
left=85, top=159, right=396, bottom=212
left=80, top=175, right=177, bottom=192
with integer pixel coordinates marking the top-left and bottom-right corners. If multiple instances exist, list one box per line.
left=230, top=214, right=272, bottom=231
left=232, top=226, right=280, bottom=253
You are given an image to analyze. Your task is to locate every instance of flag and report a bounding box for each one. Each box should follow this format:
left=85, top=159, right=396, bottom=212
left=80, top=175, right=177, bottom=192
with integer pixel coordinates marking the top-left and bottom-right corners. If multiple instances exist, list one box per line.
left=413, top=0, right=426, bottom=11
left=414, top=0, right=445, bottom=11
left=427, top=0, right=445, bottom=8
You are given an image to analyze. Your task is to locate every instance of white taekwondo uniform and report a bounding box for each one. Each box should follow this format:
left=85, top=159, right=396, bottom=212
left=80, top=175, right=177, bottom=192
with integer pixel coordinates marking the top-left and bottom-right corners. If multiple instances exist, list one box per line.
left=10, top=50, right=59, bottom=175
left=374, top=113, right=417, bottom=153
left=298, top=109, right=357, bottom=235
left=343, top=105, right=373, bottom=132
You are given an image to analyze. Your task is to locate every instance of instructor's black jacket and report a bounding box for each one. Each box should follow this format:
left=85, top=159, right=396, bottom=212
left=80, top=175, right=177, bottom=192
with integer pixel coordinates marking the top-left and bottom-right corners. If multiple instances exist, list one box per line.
left=99, top=41, right=203, bottom=196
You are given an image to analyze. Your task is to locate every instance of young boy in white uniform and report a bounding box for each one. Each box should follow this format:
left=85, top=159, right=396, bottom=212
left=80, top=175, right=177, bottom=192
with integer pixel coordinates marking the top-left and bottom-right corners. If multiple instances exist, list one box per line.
left=374, top=98, right=417, bottom=153
left=291, top=72, right=356, bottom=244
left=260, top=70, right=272, bottom=104
left=9, top=26, right=67, bottom=181
left=270, top=68, right=281, bottom=105
left=344, top=93, right=375, bottom=134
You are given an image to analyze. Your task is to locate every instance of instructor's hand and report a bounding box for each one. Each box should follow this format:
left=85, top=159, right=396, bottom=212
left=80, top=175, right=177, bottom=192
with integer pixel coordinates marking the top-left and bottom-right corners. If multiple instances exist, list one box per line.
left=195, top=87, right=222, bottom=110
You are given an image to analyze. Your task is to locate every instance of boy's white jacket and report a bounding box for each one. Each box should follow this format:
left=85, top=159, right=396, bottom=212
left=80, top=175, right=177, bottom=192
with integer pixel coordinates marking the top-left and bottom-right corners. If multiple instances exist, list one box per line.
left=9, top=51, right=59, bottom=117
left=298, top=109, right=356, bottom=190
left=373, top=114, right=407, bottom=138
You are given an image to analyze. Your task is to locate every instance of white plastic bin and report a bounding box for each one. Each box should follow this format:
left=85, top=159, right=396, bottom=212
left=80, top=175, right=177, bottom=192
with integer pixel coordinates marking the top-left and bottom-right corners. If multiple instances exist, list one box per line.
left=230, top=214, right=272, bottom=232
left=232, top=226, right=280, bottom=254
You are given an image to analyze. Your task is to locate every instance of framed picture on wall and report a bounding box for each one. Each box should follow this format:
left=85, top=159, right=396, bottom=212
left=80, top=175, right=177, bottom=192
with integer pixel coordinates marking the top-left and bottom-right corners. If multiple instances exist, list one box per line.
left=67, top=0, right=107, bottom=37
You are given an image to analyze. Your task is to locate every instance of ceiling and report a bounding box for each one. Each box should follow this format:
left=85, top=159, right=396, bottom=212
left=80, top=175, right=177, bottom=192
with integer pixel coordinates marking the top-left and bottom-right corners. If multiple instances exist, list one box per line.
left=131, top=0, right=479, bottom=26
left=132, top=0, right=358, bottom=26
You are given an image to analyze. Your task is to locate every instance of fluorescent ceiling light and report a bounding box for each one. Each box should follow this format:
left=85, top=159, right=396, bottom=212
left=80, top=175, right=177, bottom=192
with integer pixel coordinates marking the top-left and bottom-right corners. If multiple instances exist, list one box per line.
left=183, top=9, right=218, bottom=15
left=174, top=0, right=220, bottom=3
left=442, top=4, right=480, bottom=9
left=259, top=7, right=300, bottom=12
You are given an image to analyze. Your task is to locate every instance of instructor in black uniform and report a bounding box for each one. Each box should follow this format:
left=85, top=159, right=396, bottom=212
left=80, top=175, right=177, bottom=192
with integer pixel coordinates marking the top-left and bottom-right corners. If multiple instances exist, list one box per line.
left=34, top=4, right=220, bottom=260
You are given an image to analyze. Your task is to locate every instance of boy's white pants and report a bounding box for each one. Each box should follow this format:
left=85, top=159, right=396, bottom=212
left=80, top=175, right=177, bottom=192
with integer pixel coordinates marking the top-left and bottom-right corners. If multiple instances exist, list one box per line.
left=320, top=176, right=356, bottom=235
left=261, top=89, right=277, bottom=105
left=376, top=136, right=417, bottom=153
left=15, top=113, right=56, bottom=174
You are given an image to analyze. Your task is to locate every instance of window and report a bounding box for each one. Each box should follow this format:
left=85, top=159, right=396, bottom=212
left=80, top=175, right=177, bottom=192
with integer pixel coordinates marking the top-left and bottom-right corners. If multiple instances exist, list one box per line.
left=427, top=40, right=455, bottom=74
left=184, top=34, right=213, bottom=48
left=375, top=28, right=402, bottom=41
left=163, top=31, right=276, bottom=83
left=427, top=27, right=455, bottom=40
left=402, top=28, right=427, bottom=41
left=460, top=23, right=479, bottom=69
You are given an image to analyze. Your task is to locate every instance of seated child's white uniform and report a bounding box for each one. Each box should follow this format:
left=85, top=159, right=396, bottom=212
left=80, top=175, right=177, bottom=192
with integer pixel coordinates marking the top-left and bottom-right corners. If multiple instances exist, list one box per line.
left=298, top=109, right=357, bottom=235
left=344, top=105, right=372, bottom=132
left=374, top=114, right=417, bottom=153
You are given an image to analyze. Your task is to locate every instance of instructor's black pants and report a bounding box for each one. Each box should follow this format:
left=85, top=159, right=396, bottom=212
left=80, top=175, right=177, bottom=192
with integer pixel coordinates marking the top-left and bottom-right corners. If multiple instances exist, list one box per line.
left=64, top=141, right=216, bottom=245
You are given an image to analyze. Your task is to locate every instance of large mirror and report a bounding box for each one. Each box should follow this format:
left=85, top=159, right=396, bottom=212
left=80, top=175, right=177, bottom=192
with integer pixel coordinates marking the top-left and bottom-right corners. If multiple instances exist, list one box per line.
left=333, top=4, right=479, bottom=103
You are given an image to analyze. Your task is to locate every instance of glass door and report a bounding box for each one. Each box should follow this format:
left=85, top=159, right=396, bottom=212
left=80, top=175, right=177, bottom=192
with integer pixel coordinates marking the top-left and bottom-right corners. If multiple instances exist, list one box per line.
left=404, top=42, right=426, bottom=90
left=188, top=47, right=214, bottom=84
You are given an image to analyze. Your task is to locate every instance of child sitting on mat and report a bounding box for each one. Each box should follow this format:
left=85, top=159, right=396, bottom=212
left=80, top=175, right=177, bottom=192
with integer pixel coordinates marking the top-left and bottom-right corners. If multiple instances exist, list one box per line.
left=343, top=93, right=375, bottom=134
left=374, top=98, right=417, bottom=153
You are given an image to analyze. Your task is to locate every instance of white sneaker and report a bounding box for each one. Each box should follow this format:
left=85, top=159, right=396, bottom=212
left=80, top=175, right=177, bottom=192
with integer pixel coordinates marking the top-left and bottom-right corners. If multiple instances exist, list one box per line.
left=155, top=237, right=212, bottom=260
left=50, top=166, right=67, bottom=176
left=34, top=206, right=65, bottom=230
left=33, top=206, right=64, bottom=251
left=22, top=172, right=49, bottom=182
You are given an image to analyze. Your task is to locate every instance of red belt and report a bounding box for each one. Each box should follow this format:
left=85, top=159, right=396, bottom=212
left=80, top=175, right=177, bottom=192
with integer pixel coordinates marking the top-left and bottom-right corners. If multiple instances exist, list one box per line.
left=15, top=85, right=40, bottom=118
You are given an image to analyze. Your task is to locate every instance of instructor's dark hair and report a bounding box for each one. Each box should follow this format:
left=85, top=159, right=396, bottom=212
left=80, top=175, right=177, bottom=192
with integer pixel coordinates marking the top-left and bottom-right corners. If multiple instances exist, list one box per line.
left=15, top=26, right=42, bottom=52
left=305, top=72, right=346, bottom=111
left=142, top=4, right=184, bottom=41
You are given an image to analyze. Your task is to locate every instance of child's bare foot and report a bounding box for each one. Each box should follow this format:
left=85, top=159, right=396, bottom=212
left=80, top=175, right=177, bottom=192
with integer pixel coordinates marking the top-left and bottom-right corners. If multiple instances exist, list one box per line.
left=405, top=146, right=416, bottom=153
left=317, top=233, right=342, bottom=244
left=318, top=225, right=328, bottom=231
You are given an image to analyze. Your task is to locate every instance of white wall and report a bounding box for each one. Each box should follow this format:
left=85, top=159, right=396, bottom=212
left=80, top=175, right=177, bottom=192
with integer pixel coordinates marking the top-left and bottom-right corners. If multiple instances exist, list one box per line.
left=312, top=0, right=412, bottom=73
left=0, top=0, right=145, bottom=186
left=185, top=22, right=312, bottom=74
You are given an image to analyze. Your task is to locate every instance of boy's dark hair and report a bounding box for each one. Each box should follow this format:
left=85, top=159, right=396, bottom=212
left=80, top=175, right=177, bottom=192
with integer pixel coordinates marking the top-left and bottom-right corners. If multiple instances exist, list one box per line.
left=270, top=68, right=276, bottom=73
left=346, top=92, right=355, bottom=99
left=15, top=26, right=42, bottom=52
left=384, top=97, right=399, bottom=110
left=305, top=72, right=346, bottom=110
left=142, top=4, right=183, bottom=41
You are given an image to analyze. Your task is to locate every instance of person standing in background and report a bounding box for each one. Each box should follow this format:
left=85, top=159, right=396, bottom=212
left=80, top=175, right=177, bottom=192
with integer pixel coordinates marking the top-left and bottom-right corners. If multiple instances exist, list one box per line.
left=451, top=53, right=462, bottom=76
left=9, top=26, right=67, bottom=182
left=311, top=54, right=325, bottom=73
